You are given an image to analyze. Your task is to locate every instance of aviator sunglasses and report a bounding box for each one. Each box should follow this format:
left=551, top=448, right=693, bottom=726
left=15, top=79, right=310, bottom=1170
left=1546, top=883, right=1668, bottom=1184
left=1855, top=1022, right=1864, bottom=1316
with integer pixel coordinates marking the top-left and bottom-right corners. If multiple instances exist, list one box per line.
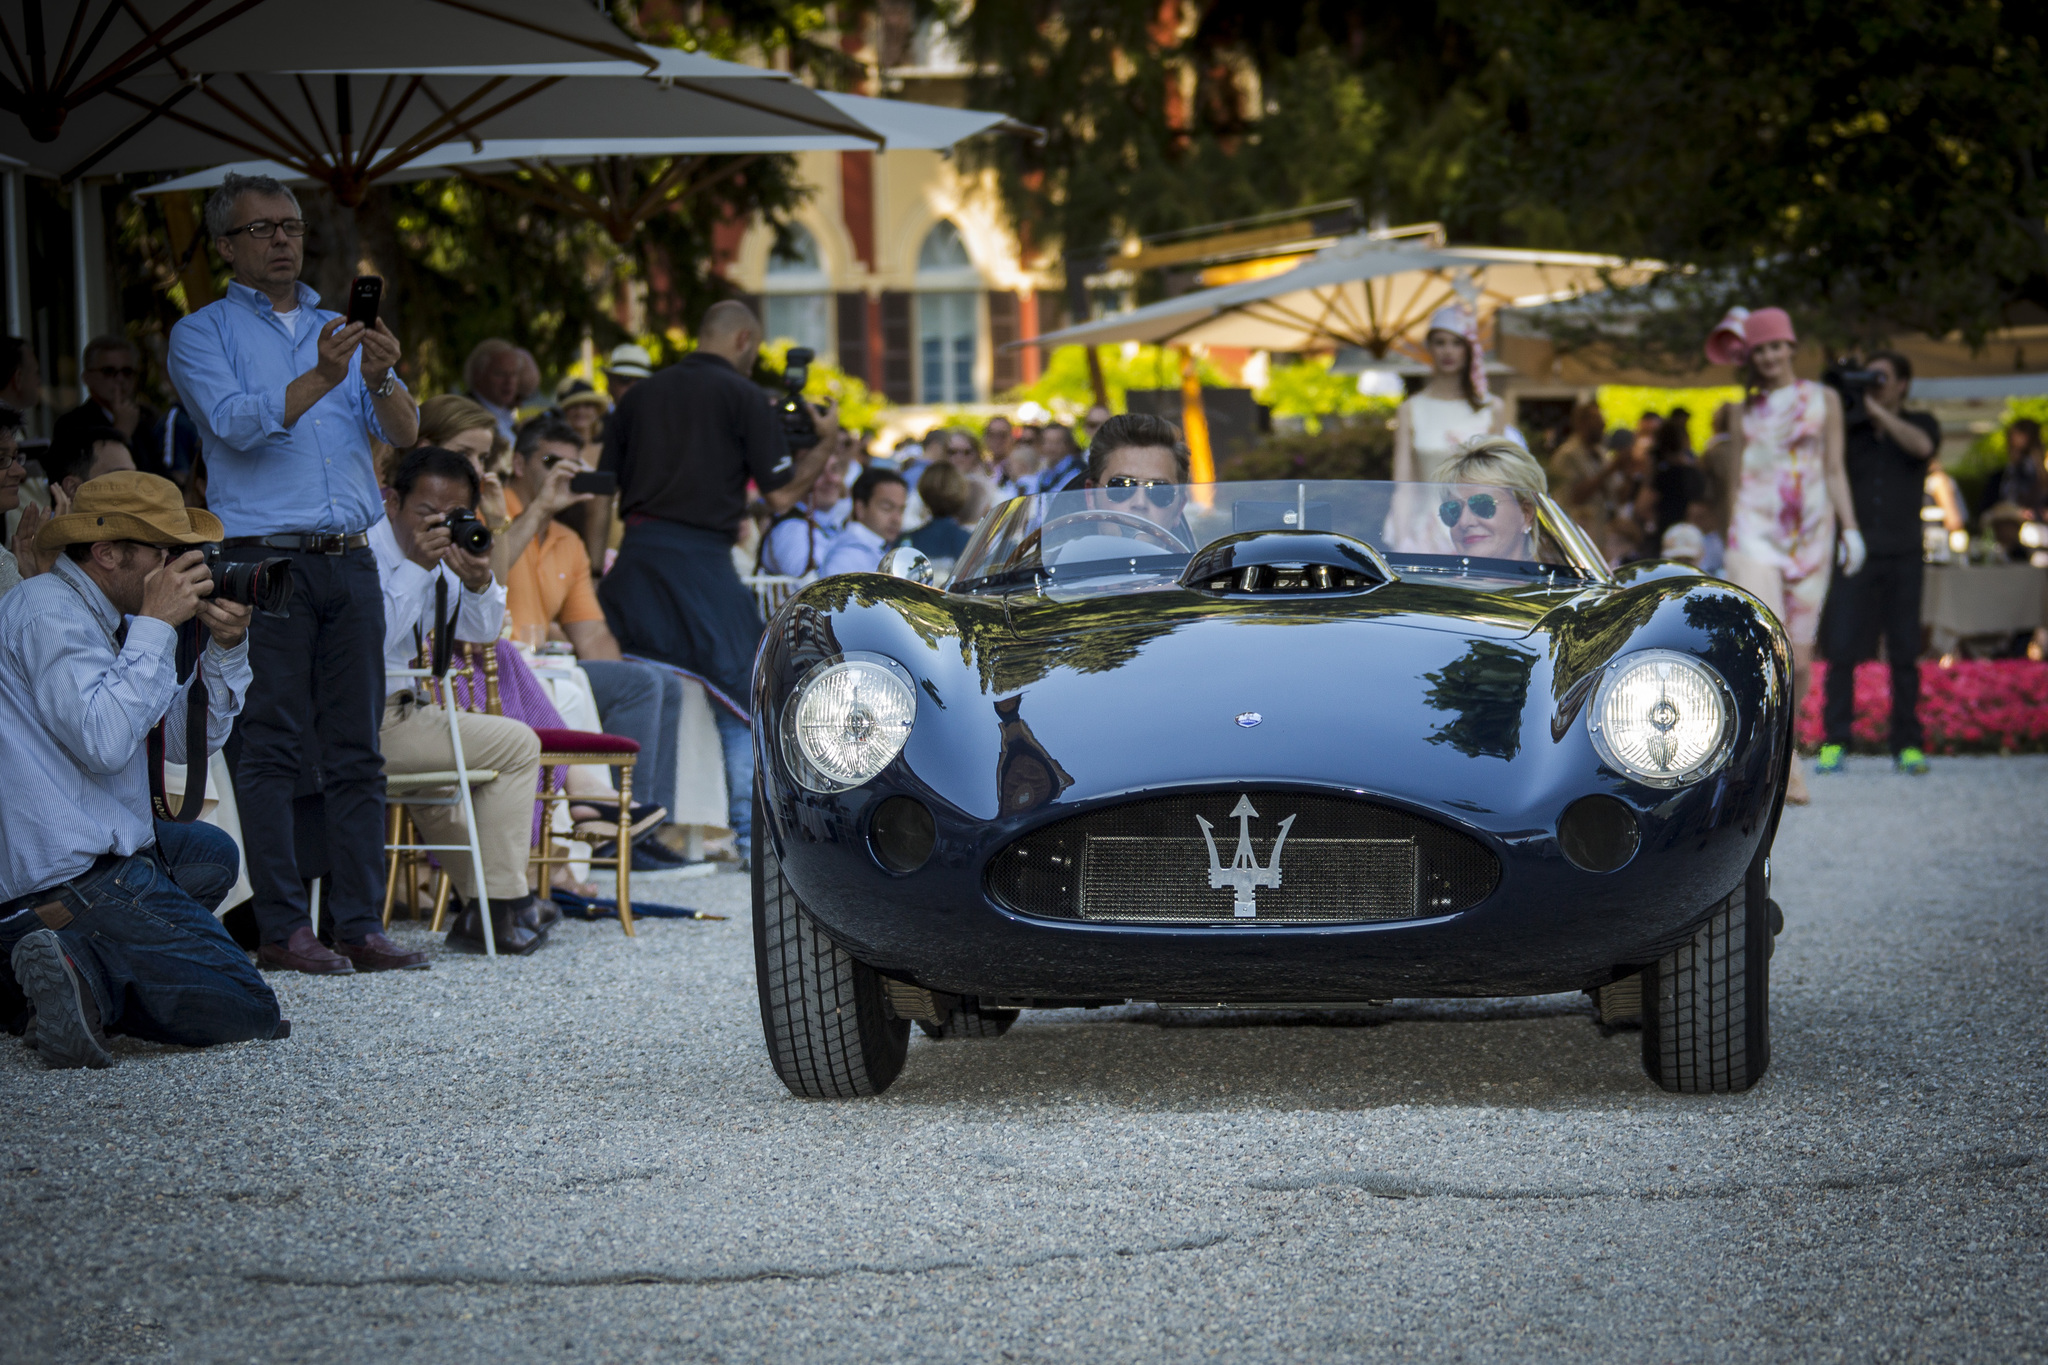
left=1438, top=493, right=1499, bottom=527
left=1103, top=476, right=1178, bottom=508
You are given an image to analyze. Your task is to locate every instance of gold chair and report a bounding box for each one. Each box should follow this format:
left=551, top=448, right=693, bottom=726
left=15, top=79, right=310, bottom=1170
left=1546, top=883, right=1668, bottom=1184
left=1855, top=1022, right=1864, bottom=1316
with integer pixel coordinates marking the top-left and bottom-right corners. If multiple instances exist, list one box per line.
left=455, top=642, right=641, bottom=935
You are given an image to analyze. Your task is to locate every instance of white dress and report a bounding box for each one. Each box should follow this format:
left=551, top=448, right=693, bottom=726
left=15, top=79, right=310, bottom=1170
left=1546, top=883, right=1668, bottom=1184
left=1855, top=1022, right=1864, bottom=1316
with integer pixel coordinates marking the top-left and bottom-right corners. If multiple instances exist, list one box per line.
left=1404, top=393, right=1500, bottom=480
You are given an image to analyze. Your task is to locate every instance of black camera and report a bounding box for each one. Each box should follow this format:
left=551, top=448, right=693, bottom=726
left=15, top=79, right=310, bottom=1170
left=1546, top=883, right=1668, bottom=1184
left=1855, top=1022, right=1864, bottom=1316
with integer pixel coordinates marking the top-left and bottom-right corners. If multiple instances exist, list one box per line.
left=1824, top=361, right=1885, bottom=426
left=202, top=545, right=292, bottom=617
left=441, top=506, right=493, bottom=555
left=777, top=346, right=819, bottom=447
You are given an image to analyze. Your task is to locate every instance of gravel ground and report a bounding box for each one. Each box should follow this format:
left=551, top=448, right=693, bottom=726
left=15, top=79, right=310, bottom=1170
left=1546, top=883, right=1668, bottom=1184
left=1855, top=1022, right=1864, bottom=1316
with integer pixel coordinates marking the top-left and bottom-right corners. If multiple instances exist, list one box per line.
left=3, top=756, right=2044, bottom=1364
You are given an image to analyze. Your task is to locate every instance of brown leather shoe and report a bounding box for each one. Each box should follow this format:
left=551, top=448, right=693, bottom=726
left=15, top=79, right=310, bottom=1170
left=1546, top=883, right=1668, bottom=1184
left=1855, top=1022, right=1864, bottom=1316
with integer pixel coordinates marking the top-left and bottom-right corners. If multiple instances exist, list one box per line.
left=334, top=931, right=430, bottom=972
left=257, top=926, right=355, bottom=975
left=520, top=898, right=561, bottom=935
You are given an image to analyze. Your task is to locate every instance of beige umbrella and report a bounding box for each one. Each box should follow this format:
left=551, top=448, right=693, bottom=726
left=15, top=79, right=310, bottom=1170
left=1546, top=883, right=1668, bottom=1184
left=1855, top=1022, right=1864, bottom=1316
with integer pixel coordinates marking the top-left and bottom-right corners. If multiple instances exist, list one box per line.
left=1027, top=236, right=1661, bottom=360
left=0, top=0, right=645, bottom=146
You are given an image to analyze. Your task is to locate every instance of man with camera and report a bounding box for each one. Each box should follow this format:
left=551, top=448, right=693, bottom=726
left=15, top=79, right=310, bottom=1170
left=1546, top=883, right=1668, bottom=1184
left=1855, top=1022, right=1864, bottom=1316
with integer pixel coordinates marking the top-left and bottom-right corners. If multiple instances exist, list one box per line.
left=0, top=472, right=283, bottom=1068
left=167, top=172, right=419, bottom=975
left=598, top=301, right=838, bottom=869
left=375, top=447, right=547, bottom=954
left=1817, top=351, right=1941, bottom=776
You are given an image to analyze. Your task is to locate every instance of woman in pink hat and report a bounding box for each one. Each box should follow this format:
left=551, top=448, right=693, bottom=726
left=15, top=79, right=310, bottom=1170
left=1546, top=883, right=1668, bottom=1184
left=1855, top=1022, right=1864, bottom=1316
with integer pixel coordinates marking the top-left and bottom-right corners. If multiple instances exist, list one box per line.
left=1707, top=306, right=1864, bottom=804
left=1394, top=303, right=1507, bottom=482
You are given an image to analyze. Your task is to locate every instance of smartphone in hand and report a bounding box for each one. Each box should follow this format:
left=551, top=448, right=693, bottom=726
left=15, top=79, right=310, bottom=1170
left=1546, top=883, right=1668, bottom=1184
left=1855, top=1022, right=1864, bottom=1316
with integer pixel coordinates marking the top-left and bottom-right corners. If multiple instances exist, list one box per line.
left=569, top=470, right=618, bottom=497
left=346, top=275, right=383, bottom=328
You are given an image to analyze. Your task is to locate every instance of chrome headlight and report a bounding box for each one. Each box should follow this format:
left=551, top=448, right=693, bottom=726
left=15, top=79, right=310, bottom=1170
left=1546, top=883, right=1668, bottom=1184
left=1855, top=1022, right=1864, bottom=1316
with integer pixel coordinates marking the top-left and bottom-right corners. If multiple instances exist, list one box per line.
left=1588, top=650, right=1733, bottom=787
left=781, top=654, right=917, bottom=793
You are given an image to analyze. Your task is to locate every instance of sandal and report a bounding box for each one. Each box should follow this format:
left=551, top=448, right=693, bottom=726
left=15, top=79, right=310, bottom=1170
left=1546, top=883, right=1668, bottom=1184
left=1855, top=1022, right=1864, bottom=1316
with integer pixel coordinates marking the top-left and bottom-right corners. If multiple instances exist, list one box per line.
left=569, top=804, right=669, bottom=843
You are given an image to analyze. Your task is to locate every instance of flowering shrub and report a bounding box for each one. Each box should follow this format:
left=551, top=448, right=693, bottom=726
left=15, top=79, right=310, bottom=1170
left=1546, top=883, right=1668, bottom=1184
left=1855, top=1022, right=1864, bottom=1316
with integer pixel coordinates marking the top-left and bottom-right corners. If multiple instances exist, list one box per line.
left=1798, top=659, right=2048, bottom=754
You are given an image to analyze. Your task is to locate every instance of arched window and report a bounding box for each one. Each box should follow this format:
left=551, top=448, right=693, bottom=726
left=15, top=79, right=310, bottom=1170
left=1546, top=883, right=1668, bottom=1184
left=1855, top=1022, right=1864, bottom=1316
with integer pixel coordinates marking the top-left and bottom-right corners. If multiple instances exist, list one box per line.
left=916, top=221, right=979, bottom=404
left=763, top=223, right=832, bottom=358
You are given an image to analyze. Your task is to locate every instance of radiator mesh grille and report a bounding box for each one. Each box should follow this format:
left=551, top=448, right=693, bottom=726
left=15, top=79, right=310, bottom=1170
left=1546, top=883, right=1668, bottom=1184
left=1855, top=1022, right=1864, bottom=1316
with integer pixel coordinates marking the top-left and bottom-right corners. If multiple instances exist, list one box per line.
left=986, top=792, right=1499, bottom=925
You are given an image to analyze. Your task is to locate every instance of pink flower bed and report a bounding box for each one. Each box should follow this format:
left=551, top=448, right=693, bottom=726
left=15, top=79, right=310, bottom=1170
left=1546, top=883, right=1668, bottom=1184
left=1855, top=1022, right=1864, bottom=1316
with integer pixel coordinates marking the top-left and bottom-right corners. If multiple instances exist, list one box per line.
left=1799, top=659, right=2048, bottom=754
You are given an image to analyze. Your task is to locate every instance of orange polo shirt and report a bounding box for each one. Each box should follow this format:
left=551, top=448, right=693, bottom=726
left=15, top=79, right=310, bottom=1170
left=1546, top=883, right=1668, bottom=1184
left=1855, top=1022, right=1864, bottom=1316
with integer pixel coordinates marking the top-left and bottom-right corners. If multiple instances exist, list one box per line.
left=503, top=488, right=604, bottom=637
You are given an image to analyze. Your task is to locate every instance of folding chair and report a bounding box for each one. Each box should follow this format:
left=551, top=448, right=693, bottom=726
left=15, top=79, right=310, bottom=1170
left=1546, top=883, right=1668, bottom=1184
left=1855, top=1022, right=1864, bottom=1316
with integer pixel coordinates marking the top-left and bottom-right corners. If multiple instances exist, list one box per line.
left=743, top=573, right=803, bottom=622
left=455, top=643, right=643, bottom=935
left=380, top=666, right=499, bottom=957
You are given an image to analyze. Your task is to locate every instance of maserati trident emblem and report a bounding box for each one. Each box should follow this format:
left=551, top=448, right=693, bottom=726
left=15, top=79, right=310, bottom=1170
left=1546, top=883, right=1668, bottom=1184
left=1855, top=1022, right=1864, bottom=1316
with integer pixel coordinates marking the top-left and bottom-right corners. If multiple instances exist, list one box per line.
left=1196, top=796, right=1297, bottom=918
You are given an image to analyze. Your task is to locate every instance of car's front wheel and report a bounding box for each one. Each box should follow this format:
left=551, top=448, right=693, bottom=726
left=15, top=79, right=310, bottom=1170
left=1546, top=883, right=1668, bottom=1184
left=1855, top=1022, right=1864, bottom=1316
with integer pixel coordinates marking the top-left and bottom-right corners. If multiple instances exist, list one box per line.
left=754, top=831, right=910, bottom=1099
left=1641, top=868, right=1771, bottom=1094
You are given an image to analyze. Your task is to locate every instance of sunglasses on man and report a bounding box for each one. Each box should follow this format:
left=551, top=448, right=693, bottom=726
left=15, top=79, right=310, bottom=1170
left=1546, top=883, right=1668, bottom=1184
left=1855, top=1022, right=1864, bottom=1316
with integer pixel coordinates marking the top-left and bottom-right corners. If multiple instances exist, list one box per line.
left=1102, top=476, right=1178, bottom=508
left=1438, top=493, right=1500, bottom=527
left=89, top=365, right=138, bottom=379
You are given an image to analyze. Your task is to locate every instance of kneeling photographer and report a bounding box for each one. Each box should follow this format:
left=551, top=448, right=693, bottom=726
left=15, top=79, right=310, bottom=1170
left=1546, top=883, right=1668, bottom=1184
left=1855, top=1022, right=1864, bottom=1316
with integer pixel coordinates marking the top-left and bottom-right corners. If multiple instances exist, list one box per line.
left=374, top=447, right=547, bottom=955
left=1818, top=351, right=1940, bottom=775
left=0, top=472, right=283, bottom=1069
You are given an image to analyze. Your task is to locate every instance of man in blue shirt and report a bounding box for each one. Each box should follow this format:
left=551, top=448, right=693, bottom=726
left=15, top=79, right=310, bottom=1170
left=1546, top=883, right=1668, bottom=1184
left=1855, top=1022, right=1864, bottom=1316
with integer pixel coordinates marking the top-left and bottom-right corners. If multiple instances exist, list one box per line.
left=168, top=172, right=423, bottom=976
left=0, top=473, right=283, bottom=1067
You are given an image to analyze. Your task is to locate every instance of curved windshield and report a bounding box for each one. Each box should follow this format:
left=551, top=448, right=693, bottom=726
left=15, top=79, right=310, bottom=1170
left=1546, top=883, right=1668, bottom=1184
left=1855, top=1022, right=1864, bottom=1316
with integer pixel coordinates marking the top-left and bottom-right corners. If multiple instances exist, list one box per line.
left=951, top=480, right=1607, bottom=591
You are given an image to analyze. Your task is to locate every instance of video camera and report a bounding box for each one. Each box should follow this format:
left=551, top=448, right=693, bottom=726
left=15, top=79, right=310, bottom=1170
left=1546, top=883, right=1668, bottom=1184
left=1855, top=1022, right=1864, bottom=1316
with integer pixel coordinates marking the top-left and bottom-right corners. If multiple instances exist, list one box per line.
left=778, top=347, right=820, bottom=447
left=201, top=545, right=292, bottom=617
left=440, top=506, right=493, bottom=555
left=1823, top=360, right=1885, bottom=427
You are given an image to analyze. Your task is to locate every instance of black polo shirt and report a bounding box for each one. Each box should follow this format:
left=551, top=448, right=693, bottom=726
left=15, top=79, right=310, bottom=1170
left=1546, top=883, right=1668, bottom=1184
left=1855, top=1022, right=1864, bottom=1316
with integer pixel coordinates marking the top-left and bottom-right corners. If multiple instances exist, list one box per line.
left=599, top=352, right=793, bottom=538
left=1844, top=408, right=1940, bottom=557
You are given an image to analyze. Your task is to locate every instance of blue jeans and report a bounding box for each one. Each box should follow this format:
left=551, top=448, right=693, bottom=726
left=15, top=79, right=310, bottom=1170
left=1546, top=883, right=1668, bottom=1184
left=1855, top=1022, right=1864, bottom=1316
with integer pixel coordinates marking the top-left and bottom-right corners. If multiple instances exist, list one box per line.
left=715, top=708, right=754, bottom=857
left=581, top=658, right=683, bottom=818
left=0, top=827, right=279, bottom=1047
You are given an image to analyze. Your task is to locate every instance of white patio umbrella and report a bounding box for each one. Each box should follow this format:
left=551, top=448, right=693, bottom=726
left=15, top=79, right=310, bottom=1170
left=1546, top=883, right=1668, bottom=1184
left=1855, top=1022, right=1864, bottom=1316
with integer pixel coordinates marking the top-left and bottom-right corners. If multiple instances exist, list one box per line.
left=132, top=88, right=1028, bottom=243
left=1026, top=235, right=1661, bottom=360
left=4, top=47, right=876, bottom=193
left=0, top=0, right=646, bottom=147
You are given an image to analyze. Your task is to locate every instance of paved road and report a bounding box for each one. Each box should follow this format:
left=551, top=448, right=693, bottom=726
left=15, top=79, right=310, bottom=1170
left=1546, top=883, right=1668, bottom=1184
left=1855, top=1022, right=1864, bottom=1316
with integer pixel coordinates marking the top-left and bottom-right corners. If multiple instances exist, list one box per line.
left=3, top=757, right=2044, bottom=1364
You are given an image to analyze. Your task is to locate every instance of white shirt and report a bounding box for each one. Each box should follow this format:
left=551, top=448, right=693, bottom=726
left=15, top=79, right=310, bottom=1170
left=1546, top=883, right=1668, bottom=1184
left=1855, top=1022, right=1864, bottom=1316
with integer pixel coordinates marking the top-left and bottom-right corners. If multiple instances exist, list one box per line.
left=370, top=519, right=506, bottom=688
left=818, top=519, right=889, bottom=577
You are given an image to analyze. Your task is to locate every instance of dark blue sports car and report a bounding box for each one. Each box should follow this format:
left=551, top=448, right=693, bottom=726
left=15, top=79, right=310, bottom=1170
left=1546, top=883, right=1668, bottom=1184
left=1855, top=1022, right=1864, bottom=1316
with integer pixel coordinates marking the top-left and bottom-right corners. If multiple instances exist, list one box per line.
left=751, top=479, right=1791, bottom=1099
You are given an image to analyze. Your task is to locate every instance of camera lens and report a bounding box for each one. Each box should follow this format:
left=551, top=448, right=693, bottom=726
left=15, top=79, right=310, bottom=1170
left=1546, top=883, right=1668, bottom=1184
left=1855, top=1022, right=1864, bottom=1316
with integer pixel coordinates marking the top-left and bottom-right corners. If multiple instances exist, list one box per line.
left=205, top=549, right=293, bottom=616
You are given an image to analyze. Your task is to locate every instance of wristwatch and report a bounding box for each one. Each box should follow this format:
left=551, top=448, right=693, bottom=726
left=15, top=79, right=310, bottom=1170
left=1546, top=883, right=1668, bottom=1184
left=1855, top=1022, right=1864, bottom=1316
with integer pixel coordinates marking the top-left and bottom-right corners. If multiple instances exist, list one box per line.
left=372, top=370, right=398, bottom=399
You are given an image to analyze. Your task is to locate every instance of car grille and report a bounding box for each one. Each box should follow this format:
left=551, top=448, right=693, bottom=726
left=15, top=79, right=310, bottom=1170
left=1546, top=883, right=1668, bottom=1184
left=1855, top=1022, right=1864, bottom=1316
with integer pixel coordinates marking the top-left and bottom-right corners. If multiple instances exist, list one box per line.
left=986, top=791, right=1499, bottom=925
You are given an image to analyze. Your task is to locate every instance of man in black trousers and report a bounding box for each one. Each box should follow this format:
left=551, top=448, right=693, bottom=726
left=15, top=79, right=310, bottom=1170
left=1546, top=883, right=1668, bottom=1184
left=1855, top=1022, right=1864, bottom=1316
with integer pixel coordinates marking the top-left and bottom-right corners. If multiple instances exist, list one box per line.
left=167, top=171, right=425, bottom=973
left=1816, top=351, right=1941, bottom=777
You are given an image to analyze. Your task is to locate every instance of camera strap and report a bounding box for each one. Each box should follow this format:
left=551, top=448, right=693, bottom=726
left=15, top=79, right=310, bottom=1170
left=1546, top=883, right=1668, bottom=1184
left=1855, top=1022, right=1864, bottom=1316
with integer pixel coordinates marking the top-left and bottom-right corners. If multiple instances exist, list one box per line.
left=146, top=620, right=211, bottom=824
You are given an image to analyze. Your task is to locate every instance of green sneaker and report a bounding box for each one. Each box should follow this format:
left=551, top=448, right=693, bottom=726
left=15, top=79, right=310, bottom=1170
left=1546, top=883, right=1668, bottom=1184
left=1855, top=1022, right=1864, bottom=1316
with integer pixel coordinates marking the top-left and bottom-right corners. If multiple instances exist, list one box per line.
left=1814, top=743, right=1846, bottom=774
left=1896, top=747, right=1930, bottom=775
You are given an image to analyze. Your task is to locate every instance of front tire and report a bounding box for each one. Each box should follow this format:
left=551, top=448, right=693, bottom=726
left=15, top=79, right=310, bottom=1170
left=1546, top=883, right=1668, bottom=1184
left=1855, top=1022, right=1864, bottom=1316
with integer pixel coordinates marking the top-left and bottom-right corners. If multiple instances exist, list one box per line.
left=1641, top=872, right=1771, bottom=1093
left=753, top=831, right=910, bottom=1099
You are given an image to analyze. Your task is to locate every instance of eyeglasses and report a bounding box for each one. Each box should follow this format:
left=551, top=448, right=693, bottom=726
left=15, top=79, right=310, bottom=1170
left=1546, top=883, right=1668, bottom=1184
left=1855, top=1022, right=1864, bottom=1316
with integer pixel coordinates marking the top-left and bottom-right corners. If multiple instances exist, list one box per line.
left=1438, top=493, right=1500, bottom=526
left=1103, top=476, right=1178, bottom=508
left=224, top=218, right=308, bottom=240
left=89, top=365, right=137, bottom=379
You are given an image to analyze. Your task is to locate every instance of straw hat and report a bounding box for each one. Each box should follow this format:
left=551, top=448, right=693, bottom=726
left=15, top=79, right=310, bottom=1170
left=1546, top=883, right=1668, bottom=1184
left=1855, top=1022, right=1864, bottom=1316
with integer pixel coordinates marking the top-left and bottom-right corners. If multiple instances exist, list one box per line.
left=554, top=377, right=612, bottom=412
left=605, top=343, right=653, bottom=379
left=36, top=470, right=221, bottom=550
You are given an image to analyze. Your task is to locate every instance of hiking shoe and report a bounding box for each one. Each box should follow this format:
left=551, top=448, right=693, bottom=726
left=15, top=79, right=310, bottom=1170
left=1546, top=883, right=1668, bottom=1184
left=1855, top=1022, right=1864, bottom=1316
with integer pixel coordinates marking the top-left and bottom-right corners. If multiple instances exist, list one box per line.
left=11, top=930, right=113, bottom=1070
left=1896, top=747, right=1930, bottom=775
left=1814, top=743, right=1845, bottom=774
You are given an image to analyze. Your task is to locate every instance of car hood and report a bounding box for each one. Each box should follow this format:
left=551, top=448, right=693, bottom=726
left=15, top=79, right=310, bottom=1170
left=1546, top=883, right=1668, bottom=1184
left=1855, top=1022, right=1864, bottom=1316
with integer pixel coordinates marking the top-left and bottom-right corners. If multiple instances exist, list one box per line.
left=794, top=572, right=1741, bottom=829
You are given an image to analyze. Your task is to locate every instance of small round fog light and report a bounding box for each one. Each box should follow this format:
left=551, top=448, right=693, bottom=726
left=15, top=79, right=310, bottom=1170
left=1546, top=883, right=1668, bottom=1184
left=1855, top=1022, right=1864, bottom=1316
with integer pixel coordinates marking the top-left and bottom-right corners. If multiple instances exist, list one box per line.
left=1558, top=795, right=1640, bottom=873
left=870, top=796, right=935, bottom=873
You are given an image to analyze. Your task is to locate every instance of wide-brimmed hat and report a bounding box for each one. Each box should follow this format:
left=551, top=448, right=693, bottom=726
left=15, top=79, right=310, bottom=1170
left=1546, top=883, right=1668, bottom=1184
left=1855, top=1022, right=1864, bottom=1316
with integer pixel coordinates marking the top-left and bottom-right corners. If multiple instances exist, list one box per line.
left=554, top=377, right=612, bottom=412
left=37, top=470, right=221, bottom=550
left=605, top=343, right=653, bottom=379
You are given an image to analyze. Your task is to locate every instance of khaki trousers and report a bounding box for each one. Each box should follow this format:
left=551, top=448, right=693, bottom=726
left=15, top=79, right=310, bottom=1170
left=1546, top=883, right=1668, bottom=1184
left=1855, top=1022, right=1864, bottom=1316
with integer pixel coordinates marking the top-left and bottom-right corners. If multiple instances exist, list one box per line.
left=380, top=698, right=542, bottom=902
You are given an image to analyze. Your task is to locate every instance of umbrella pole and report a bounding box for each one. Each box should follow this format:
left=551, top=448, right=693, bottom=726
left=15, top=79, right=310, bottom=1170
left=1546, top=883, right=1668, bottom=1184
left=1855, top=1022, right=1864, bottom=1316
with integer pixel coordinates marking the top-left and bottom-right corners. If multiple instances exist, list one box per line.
left=1179, top=349, right=1215, bottom=483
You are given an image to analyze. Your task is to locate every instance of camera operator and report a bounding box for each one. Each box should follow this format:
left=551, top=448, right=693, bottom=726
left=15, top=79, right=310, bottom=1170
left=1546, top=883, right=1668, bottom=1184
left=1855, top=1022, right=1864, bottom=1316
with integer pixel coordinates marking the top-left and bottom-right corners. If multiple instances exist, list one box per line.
left=375, top=447, right=547, bottom=954
left=167, top=172, right=419, bottom=976
left=598, top=301, right=839, bottom=869
left=1817, top=351, right=1940, bottom=776
left=0, top=472, right=282, bottom=1069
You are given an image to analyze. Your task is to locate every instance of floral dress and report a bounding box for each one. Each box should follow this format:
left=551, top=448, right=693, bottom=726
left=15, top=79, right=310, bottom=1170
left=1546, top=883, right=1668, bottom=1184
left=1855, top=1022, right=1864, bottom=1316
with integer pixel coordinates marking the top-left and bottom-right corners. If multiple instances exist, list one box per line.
left=1730, top=380, right=1833, bottom=580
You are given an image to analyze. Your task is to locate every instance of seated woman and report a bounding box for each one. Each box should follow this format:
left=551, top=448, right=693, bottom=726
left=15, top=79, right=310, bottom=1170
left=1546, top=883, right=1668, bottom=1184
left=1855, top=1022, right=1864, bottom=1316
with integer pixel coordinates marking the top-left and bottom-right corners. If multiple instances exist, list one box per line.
left=1388, top=436, right=1553, bottom=563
